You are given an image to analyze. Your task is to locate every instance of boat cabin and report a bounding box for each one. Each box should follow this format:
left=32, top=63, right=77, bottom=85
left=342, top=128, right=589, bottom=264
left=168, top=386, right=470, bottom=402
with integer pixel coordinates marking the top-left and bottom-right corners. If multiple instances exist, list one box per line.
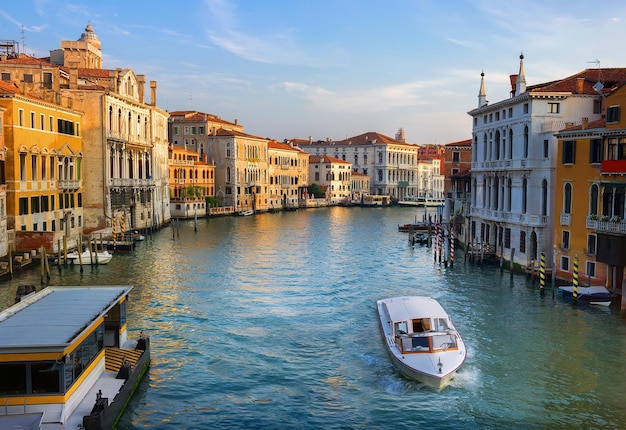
left=393, top=317, right=459, bottom=353
left=0, top=286, right=134, bottom=426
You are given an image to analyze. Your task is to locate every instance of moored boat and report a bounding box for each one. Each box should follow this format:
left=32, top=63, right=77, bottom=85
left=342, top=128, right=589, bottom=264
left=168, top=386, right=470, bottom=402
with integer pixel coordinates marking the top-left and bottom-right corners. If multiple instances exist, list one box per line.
left=376, top=296, right=466, bottom=390
left=66, top=249, right=114, bottom=265
left=398, top=222, right=430, bottom=232
left=0, top=286, right=150, bottom=429
left=557, top=285, right=616, bottom=306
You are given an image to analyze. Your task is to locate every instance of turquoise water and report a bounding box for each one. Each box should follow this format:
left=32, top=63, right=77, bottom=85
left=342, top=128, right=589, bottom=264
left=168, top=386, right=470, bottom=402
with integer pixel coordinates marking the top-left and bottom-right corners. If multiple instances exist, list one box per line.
left=2, top=207, right=626, bottom=429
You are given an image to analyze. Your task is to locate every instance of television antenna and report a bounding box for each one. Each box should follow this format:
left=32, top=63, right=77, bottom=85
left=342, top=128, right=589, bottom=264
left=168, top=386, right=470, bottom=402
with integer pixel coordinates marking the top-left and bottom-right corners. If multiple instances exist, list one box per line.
left=587, top=59, right=603, bottom=92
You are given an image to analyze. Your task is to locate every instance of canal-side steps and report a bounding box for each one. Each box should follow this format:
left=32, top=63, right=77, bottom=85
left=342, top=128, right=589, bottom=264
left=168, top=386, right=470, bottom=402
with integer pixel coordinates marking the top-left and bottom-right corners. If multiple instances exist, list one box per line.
left=105, top=347, right=143, bottom=373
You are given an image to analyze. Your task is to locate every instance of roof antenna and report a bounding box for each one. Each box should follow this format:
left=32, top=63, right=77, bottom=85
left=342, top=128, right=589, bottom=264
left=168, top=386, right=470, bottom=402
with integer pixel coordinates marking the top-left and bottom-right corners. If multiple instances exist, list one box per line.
left=587, top=59, right=603, bottom=92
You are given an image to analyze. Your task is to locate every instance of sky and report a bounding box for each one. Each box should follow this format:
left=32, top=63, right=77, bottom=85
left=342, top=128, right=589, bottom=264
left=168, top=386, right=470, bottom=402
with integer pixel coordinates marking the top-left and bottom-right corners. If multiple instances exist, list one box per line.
left=2, top=1, right=626, bottom=145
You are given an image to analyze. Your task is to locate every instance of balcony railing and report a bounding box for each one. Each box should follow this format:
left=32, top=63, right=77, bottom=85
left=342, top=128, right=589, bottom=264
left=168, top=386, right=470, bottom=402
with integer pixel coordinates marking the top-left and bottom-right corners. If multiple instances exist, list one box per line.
left=560, top=213, right=571, bottom=226
left=586, top=218, right=626, bottom=234
left=57, top=179, right=80, bottom=190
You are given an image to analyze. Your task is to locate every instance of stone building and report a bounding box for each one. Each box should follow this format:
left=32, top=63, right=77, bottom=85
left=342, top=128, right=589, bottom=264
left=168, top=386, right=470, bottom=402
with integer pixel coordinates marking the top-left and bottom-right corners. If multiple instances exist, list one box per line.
left=267, top=140, right=309, bottom=210
left=308, top=155, right=352, bottom=205
left=0, top=24, right=171, bottom=235
left=467, top=54, right=626, bottom=270
left=168, top=146, right=214, bottom=218
left=294, top=131, right=424, bottom=200
left=0, top=103, right=7, bottom=258
left=207, top=128, right=269, bottom=213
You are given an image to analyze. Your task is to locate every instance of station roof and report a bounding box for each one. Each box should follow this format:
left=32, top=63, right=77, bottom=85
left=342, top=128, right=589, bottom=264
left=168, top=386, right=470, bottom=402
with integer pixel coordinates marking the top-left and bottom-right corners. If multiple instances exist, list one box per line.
left=0, top=286, right=132, bottom=352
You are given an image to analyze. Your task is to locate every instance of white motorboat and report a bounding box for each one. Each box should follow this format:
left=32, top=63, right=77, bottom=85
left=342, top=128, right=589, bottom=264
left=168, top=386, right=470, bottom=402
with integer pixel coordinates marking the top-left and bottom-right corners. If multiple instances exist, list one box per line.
left=66, top=249, right=114, bottom=265
left=376, top=296, right=467, bottom=390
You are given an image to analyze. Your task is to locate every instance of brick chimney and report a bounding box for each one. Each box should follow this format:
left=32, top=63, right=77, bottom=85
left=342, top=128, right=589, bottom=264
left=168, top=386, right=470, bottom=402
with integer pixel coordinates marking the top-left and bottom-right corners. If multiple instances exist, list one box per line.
left=576, top=78, right=585, bottom=94
left=509, top=75, right=518, bottom=97
left=150, top=81, right=157, bottom=106
left=137, top=75, right=146, bottom=104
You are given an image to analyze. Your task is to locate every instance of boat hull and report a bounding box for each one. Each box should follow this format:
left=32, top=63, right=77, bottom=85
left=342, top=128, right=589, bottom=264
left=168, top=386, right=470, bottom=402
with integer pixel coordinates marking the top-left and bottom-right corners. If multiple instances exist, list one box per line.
left=557, top=286, right=616, bottom=306
left=67, top=251, right=113, bottom=265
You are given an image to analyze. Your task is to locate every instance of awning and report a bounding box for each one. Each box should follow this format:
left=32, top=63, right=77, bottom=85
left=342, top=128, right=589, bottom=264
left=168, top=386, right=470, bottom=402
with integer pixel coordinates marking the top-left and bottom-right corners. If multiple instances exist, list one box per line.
left=599, top=181, right=626, bottom=188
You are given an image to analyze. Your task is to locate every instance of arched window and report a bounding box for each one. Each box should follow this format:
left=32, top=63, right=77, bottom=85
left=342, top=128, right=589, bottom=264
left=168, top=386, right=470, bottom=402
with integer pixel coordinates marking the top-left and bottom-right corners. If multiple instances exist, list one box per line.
left=590, top=184, right=598, bottom=216
left=564, top=183, right=572, bottom=214
left=507, top=178, right=512, bottom=211
left=542, top=179, right=548, bottom=216
left=522, top=178, right=528, bottom=213
left=524, top=126, right=529, bottom=158
left=495, top=130, right=501, bottom=160
left=508, top=129, right=513, bottom=159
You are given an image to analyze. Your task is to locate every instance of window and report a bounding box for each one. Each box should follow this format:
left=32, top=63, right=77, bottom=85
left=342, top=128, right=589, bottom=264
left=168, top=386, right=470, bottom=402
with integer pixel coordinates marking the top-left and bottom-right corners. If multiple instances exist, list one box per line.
left=562, top=230, right=570, bottom=250
left=40, top=114, right=45, bottom=130
left=19, top=197, right=28, bottom=215
left=586, top=261, right=596, bottom=278
left=18, top=109, right=24, bottom=126
left=452, top=152, right=460, bottom=163
left=23, top=73, right=33, bottom=83
left=564, top=183, right=572, bottom=214
left=543, top=140, right=549, bottom=158
left=587, top=234, right=596, bottom=254
left=593, top=99, right=601, bottom=114
left=523, top=103, right=529, bottom=114
left=548, top=102, right=560, bottom=114
left=560, top=255, right=570, bottom=271
left=504, top=228, right=511, bottom=249
left=607, top=106, right=620, bottom=123
left=590, top=139, right=603, bottom=163
left=522, top=178, right=528, bottom=213
left=31, top=196, right=40, bottom=213
left=589, top=184, right=598, bottom=216
left=43, top=72, right=52, bottom=89
left=520, top=231, right=526, bottom=253
left=524, top=126, right=529, bottom=158
left=562, top=141, right=576, bottom=164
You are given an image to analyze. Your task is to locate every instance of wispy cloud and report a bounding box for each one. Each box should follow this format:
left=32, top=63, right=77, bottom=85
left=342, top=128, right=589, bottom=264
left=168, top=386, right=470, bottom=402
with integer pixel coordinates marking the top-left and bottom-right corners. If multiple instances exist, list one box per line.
left=202, top=0, right=318, bottom=66
left=0, top=9, right=46, bottom=32
left=281, top=79, right=454, bottom=114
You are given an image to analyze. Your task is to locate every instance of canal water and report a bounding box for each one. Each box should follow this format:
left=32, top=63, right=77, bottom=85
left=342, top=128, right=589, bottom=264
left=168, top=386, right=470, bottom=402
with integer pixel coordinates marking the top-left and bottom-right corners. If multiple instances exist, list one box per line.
left=2, top=206, right=626, bottom=429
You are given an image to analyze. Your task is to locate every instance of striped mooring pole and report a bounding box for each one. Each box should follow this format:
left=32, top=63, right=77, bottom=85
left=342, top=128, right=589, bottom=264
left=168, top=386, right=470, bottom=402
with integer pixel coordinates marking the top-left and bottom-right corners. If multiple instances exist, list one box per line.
left=539, top=252, right=546, bottom=291
left=450, top=231, right=455, bottom=268
left=573, top=255, right=579, bottom=301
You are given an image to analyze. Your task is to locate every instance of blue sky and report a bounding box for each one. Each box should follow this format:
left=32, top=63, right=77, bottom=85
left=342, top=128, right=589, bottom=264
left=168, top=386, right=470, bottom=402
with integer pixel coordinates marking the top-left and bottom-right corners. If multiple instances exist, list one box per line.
left=2, top=1, right=626, bottom=145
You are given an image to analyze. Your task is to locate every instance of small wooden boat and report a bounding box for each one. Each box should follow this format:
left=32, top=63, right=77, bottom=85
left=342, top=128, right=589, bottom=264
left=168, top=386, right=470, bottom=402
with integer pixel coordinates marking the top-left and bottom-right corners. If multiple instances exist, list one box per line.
left=376, top=296, right=466, bottom=390
left=238, top=209, right=254, bottom=216
left=398, top=222, right=429, bottom=232
left=557, top=285, right=616, bottom=306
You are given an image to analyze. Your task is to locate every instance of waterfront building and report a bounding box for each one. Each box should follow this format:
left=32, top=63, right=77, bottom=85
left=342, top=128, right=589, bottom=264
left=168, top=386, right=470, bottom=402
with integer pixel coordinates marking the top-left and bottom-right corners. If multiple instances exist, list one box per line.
left=207, top=128, right=269, bottom=212
left=295, top=132, right=422, bottom=200
left=417, top=157, right=444, bottom=201
left=554, top=82, right=626, bottom=308
left=168, top=145, right=214, bottom=218
left=308, top=155, right=352, bottom=205
left=0, top=104, right=7, bottom=258
left=467, top=54, right=626, bottom=270
left=267, top=140, right=309, bottom=210
left=351, top=170, right=371, bottom=204
left=443, top=139, right=472, bottom=240
left=0, top=80, right=83, bottom=254
left=0, top=24, right=171, bottom=234
left=168, top=110, right=244, bottom=157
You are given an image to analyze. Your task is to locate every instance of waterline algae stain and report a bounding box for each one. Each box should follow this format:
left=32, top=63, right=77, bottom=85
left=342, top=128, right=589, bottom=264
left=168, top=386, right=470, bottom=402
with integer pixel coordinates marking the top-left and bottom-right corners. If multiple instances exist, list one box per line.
left=2, top=207, right=626, bottom=429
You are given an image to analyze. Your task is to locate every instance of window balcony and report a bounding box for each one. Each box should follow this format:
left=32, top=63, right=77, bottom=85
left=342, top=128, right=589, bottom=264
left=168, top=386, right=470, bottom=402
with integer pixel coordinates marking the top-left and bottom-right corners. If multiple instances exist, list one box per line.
left=587, top=218, right=626, bottom=234
left=601, top=159, right=626, bottom=174
left=560, top=213, right=571, bottom=226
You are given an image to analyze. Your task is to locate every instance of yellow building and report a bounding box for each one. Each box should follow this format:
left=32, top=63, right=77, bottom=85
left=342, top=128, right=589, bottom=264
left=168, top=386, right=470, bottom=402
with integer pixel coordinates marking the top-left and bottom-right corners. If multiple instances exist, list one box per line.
left=0, top=80, right=83, bottom=253
left=267, top=140, right=309, bottom=210
left=0, top=104, right=7, bottom=258
left=168, top=145, right=214, bottom=218
left=207, top=128, right=269, bottom=213
left=555, top=81, right=626, bottom=311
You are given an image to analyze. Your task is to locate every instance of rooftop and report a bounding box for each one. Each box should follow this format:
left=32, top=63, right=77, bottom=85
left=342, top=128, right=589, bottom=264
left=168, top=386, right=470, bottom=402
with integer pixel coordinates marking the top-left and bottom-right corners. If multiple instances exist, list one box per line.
left=0, top=286, right=132, bottom=351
